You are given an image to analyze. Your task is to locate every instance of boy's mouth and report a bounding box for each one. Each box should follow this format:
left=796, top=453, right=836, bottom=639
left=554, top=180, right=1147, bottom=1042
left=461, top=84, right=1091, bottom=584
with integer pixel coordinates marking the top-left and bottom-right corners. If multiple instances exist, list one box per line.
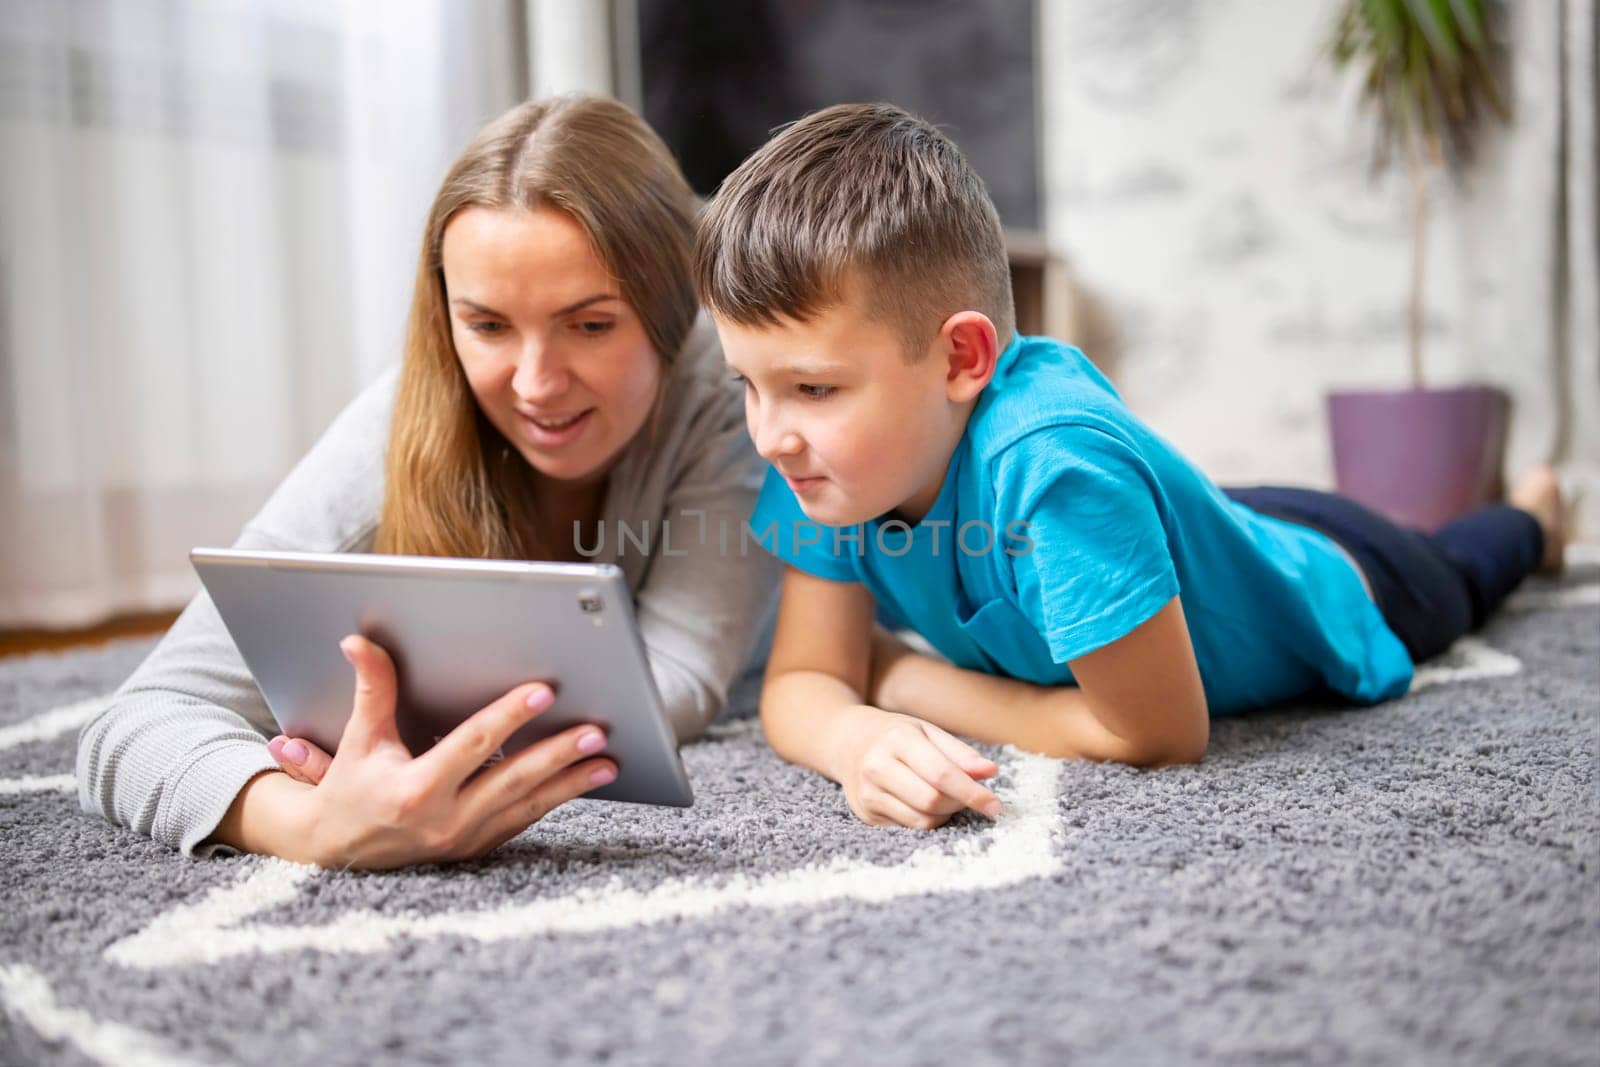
left=783, top=473, right=827, bottom=495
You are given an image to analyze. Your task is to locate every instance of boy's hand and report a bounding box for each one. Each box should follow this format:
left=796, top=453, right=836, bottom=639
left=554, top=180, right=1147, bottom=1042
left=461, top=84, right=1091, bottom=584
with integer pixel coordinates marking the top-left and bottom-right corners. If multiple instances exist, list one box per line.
left=838, top=708, right=1003, bottom=829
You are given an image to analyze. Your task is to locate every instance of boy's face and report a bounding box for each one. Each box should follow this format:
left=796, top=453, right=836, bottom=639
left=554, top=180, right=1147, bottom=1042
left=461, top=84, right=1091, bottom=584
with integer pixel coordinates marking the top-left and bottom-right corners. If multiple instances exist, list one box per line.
left=717, top=293, right=967, bottom=527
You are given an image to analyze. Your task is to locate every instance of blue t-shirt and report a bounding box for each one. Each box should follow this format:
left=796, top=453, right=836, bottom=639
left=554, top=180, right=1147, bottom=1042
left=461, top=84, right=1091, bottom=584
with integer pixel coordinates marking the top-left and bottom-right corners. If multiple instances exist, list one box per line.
left=748, top=334, right=1412, bottom=714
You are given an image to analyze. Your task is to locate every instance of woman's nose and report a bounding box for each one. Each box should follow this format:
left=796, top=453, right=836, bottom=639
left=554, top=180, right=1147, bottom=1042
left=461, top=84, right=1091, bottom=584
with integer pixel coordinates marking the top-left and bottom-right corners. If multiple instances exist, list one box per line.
left=511, top=341, right=571, bottom=401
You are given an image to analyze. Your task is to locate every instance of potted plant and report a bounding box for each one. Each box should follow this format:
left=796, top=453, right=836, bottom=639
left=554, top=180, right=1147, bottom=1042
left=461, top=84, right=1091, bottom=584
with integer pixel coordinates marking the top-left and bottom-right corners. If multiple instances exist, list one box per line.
left=1324, top=0, right=1511, bottom=530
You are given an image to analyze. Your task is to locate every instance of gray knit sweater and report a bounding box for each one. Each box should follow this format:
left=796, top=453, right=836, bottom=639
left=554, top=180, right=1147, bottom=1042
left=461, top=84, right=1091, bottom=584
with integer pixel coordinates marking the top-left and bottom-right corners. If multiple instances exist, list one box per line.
left=76, top=314, right=780, bottom=857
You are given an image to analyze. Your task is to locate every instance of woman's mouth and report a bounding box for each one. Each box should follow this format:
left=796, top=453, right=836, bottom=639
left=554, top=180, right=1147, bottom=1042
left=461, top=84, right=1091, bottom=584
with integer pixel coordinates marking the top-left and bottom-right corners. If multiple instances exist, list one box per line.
left=521, top=408, right=594, bottom=447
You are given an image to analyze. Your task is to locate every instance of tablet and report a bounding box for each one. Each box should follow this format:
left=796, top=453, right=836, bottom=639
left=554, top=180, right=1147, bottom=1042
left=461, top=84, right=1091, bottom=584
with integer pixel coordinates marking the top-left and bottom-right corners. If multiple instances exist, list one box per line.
left=191, top=547, right=693, bottom=808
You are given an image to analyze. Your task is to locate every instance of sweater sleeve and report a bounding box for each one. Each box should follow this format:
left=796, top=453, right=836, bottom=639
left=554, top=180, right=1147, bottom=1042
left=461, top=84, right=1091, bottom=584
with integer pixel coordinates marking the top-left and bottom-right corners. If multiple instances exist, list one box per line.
left=633, top=332, right=781, bottom=742
left=75, top=369, right=395, bottom=858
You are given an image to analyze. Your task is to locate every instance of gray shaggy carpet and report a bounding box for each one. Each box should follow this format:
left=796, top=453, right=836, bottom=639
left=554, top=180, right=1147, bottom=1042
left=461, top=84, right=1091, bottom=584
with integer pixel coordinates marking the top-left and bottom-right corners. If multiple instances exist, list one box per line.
left=2, top=558, right=1597, bottom=1066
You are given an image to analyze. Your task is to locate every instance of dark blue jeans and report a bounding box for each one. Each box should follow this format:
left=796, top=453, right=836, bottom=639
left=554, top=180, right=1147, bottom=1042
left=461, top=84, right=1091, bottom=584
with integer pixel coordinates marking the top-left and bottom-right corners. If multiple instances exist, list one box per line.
left=1224, top=487, right=1544, bottom=664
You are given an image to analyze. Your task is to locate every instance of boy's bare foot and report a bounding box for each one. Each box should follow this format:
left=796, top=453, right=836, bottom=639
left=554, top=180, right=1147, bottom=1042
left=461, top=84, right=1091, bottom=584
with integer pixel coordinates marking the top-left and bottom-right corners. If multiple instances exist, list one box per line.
left=1509, top=465, right=1567, bottom=576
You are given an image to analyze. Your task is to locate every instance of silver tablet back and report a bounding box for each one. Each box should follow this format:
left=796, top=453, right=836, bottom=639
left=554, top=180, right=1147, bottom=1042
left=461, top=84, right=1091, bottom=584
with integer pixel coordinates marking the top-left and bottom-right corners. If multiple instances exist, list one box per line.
left=191, top=548, right=692, bottom=808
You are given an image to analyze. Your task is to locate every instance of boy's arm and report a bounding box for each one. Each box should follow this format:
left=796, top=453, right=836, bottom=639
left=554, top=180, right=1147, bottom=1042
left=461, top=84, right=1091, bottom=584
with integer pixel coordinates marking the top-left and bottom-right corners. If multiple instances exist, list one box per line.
left=761, top=566, right=1003, bottom=827
left=870, top=596, right=1209, bottom=766
left=757, top=565, right=878, bottom=779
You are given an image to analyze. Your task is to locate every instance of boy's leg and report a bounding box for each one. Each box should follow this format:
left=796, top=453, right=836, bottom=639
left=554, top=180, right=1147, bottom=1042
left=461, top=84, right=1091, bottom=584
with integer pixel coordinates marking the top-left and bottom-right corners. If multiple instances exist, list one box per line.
left=1427, top=506, right=1543, bottom=630
left=1223, top=486, right=1475, bottom=664
left=1227, top=470, right=1560, bottom=665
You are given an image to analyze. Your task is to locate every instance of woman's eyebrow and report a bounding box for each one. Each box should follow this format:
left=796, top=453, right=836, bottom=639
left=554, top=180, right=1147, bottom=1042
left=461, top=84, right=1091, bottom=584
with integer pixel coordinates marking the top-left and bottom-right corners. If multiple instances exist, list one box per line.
left=449, top=294, right=620, bottom=318
left=551, top=293, right=621, bottom=317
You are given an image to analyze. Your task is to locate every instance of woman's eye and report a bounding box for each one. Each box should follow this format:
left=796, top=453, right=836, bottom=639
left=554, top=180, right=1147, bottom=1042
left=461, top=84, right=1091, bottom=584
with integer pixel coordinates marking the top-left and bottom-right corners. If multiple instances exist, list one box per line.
left=575, top=320, right=614, bottom=336
left=798, top=384, right=836, bottom=400
left=467, top=320, right=506, bottom=336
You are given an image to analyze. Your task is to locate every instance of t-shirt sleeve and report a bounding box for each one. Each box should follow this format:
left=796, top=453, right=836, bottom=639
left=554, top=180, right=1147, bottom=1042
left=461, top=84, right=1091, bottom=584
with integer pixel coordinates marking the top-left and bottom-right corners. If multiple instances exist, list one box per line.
left=747, top=466, right=862, bottom=583
left=997, top=424, right=1179, bottom=664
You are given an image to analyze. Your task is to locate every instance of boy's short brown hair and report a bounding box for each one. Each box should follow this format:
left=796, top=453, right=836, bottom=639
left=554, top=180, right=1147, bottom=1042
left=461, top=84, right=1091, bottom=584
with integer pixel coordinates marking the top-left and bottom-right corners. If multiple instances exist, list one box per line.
left=694, top=102, right=1015, bottom=359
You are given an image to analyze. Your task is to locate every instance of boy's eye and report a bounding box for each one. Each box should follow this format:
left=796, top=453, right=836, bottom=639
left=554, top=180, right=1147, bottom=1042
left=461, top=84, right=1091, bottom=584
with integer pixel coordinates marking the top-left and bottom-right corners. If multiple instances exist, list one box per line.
left=798, top=384, right=836, bottom=400
left=729, top=372, right=751, bottom=388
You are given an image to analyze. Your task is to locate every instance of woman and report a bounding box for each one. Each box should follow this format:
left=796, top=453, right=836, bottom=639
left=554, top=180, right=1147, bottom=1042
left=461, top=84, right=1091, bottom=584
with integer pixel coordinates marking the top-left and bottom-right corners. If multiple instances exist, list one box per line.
left=76, top=96, right=779, bottom=869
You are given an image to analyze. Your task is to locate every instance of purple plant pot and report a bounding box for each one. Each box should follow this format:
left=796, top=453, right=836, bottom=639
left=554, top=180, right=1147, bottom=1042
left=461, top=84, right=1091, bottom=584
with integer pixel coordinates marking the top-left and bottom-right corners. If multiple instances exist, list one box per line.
left=1327, top=385, right=1510, bottom=531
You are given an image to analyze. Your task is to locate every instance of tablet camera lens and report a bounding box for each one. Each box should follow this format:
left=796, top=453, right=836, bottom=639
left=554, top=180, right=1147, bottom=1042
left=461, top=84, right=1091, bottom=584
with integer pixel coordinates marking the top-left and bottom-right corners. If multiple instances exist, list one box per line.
left=577, top=591, right=604, bottom=615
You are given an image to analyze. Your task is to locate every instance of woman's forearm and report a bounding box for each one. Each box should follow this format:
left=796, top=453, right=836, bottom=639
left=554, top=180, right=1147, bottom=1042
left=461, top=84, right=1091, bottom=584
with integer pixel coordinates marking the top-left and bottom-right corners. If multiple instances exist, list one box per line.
left=206, top=769, right=320, bottom=863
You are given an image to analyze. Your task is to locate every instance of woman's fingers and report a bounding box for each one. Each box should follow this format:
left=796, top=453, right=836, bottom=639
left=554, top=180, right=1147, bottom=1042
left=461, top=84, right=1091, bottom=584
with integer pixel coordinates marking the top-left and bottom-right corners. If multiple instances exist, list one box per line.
left=415, top=681, right=557, bottom=786
left=456, top=721, right=609, bottom=824
left=268, top=735, right=332, bottom=786
left=455, top=756, right=619, bottom=859
left=336, top=635, right=403, bottom=753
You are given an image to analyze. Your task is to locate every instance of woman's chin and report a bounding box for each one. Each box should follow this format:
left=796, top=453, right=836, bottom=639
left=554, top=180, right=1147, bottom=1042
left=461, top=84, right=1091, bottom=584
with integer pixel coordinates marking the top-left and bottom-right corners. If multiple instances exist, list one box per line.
left=514, top=442, right=623, bottom=489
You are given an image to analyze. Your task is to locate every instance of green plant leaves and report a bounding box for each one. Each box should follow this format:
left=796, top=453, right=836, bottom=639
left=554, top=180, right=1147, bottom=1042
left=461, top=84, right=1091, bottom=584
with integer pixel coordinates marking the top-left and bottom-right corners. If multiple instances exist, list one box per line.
left=1326, top=0, right=1509, bottom=174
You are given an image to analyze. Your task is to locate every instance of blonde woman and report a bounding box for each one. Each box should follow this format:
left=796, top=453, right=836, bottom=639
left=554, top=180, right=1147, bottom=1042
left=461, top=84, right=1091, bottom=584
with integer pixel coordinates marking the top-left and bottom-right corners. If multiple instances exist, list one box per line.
left=77, top=97, right=779, bottom=870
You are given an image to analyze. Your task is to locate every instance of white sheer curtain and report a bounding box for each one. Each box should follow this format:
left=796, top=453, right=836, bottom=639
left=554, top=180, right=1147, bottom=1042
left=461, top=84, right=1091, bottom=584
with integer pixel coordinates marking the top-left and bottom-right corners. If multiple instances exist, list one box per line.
left=0, top=0, right=524, bottom=627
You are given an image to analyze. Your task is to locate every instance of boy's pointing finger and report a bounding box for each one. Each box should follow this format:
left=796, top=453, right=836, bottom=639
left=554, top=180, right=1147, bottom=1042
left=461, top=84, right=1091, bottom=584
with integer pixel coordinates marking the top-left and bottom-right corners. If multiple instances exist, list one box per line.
left=920, top=721, right=1000, bottom=782
left=902, top=731, right=1003, bottom=820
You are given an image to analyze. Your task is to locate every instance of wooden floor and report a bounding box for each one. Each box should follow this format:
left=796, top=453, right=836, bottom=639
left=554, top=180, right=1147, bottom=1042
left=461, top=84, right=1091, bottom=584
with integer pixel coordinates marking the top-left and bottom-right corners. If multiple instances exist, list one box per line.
left=0, top=610, right=180, bottom=661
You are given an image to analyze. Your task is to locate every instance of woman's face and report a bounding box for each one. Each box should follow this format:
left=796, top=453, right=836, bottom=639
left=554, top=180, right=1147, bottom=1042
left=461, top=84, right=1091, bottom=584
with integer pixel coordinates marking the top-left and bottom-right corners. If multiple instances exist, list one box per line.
left=442, top=205, right=662, bottom=489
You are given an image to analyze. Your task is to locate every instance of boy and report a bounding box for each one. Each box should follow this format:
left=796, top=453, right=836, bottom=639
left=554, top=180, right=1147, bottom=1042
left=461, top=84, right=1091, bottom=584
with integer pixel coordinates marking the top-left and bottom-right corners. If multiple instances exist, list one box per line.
left=693, top=103, right=1566, bottom=830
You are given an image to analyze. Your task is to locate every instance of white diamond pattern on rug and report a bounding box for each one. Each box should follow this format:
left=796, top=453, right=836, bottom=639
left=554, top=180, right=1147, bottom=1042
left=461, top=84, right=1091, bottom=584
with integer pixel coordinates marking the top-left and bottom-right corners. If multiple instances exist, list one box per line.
left=103, top=750, right=1064, bottom=969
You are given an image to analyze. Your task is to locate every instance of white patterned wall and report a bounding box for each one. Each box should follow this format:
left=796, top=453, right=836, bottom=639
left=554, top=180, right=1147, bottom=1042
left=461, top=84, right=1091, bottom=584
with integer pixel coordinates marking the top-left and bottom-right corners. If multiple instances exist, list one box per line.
left=1038, top=1, right=1597, bottom=533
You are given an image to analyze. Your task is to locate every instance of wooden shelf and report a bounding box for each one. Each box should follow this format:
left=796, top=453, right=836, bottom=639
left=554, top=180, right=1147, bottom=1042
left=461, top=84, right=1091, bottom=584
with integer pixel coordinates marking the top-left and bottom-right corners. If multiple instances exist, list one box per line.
left=1006, top=229, right=1070, bottom=338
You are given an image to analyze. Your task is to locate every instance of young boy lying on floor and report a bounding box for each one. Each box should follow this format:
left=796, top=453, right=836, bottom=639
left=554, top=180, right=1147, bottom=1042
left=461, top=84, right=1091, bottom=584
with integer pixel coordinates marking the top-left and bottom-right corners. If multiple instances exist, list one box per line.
left=693, top=102, right=1567, bottom=830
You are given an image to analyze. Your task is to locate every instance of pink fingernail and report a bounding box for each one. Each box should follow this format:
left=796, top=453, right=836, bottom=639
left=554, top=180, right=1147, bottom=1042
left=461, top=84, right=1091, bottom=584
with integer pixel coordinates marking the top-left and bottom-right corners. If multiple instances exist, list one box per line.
left=525, top=686, right=555, bottom=712
left=267, top=737, right=285, bottom=757
left=589, top=766, right=616, bottom=787
left=281, top=740, right=308, bottom=766
left=576, top=730, right=606, bottom=755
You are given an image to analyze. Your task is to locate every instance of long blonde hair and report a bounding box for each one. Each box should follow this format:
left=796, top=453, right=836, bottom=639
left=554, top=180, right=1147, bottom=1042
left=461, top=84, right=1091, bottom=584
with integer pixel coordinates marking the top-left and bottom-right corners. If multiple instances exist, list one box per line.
left=375, top=96, right=698, bottom=559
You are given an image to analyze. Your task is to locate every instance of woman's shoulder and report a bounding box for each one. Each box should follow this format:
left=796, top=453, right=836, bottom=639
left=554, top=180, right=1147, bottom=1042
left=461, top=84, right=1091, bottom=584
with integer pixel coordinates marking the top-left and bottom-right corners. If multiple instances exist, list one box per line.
left=241, top=365, right=397, bottom=551
left=654, top=311, right=746, bottom=439
left=606, top=311, right=758, bottom=505
left=663, top=312, right=735, bottom=403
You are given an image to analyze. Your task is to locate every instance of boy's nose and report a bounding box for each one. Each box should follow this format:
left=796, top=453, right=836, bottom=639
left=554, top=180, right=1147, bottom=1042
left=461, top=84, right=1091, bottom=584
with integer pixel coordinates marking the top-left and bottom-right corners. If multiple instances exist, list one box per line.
left=755, top=422, right=804, bottom=460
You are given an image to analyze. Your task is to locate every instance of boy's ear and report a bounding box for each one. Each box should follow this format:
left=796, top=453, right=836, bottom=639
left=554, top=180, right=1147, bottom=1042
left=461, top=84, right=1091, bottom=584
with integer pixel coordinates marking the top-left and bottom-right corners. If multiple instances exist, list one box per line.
left=936, top=312, right=1000, bottom=403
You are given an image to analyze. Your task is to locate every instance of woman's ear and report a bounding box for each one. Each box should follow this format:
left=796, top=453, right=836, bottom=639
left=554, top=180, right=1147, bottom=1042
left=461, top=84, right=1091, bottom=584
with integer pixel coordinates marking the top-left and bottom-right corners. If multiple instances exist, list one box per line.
left=937, top=311, right=1000, bottom=403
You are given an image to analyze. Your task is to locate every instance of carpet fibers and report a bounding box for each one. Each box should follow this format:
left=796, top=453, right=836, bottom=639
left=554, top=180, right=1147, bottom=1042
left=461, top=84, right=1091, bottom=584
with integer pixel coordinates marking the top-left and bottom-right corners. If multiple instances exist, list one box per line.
left=2, top=560, right=1597, bottom=1066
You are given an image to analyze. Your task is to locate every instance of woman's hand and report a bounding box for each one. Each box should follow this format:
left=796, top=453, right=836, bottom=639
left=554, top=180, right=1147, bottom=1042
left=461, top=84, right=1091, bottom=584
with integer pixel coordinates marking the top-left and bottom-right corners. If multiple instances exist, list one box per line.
left=255, top=634, right=616, bottom=870
left=268, top=734, right=332, bottom=784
